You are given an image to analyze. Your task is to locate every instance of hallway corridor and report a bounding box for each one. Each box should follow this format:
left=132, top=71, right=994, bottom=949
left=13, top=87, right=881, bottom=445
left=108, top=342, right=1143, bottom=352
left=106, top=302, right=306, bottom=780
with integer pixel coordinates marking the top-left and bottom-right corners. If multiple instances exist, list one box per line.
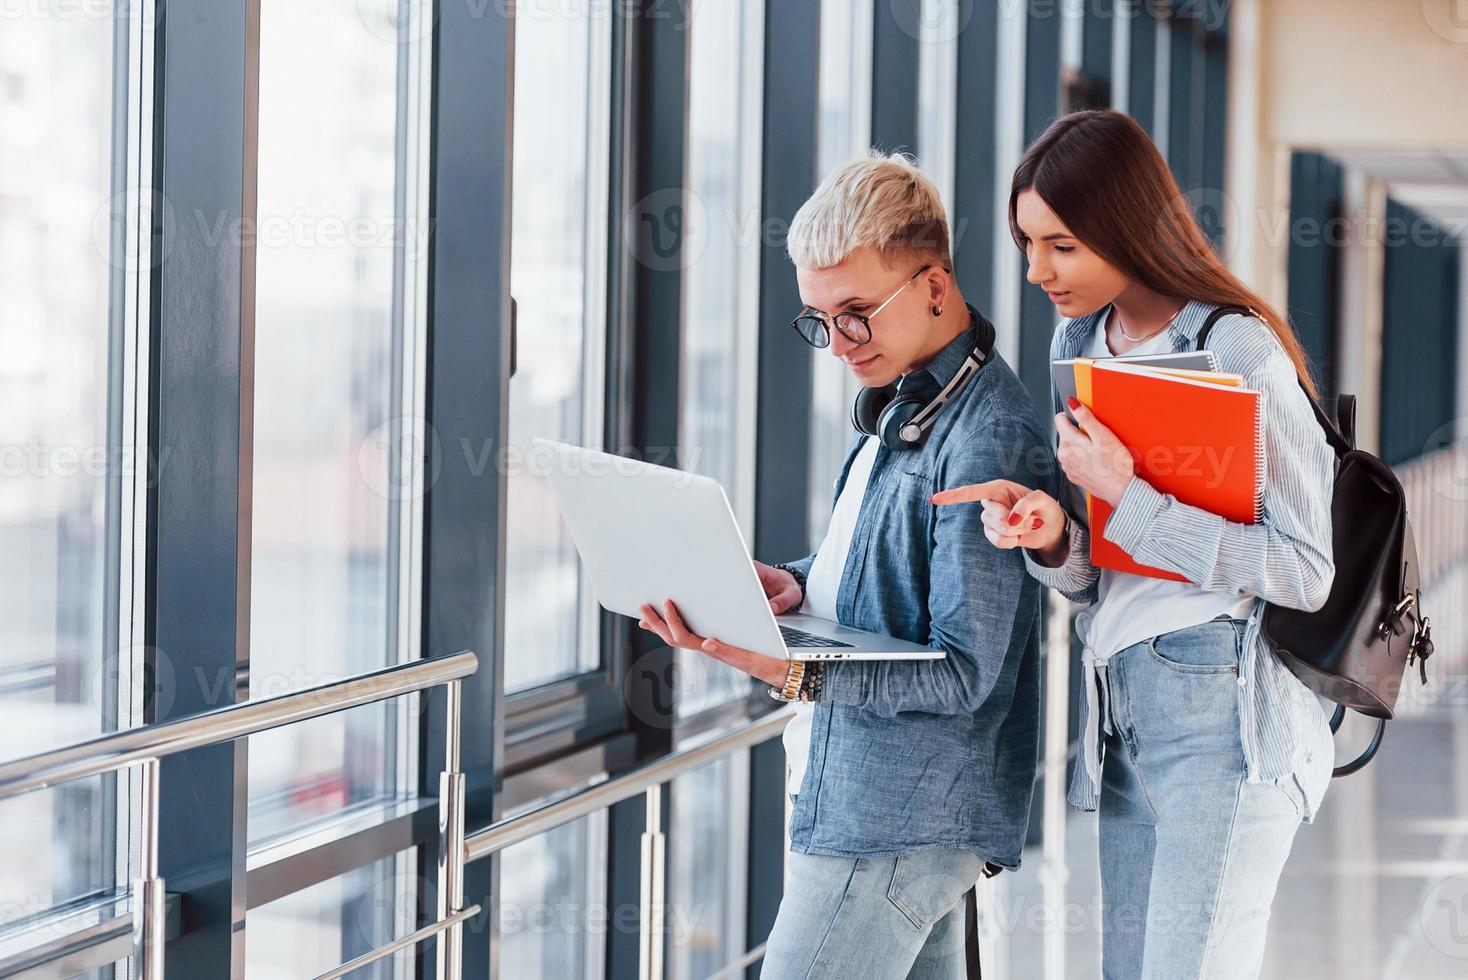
left=1003, top=712, right=1468, bottom=978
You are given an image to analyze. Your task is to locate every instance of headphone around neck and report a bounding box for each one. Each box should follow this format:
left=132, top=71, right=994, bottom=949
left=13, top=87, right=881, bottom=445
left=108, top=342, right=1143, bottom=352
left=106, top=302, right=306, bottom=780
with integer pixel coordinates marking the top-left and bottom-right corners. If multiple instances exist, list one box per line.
left=851, top=308, right=997, bottom=451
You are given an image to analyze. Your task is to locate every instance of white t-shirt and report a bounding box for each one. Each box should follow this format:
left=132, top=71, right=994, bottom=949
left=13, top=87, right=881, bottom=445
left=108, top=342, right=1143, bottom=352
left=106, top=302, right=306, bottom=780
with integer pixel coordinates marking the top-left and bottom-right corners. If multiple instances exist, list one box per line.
left=783, top=435, right=881, bottom=797
left=1076, top=309, right=1254, bottom=667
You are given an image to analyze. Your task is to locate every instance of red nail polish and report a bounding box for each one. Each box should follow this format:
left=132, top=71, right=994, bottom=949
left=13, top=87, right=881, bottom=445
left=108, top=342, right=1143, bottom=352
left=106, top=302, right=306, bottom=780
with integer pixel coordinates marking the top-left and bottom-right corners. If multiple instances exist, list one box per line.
left=1067, top=396, right=1080, bottom=411
left=1008, top=512, right=1022, bottom=526
left=1031, top=517, right=1044, bottom=529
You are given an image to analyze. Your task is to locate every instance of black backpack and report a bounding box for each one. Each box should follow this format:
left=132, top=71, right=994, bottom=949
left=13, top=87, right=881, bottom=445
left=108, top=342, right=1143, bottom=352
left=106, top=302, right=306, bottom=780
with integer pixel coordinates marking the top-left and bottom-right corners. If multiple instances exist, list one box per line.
left=1197, top=306, right=1434, bottom=775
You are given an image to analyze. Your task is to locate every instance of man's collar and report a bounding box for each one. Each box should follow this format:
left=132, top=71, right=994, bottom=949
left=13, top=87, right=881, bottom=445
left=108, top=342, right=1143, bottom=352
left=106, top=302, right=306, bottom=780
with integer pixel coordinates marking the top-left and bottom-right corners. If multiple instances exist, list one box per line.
left=910, top=303, right=992, bottom=388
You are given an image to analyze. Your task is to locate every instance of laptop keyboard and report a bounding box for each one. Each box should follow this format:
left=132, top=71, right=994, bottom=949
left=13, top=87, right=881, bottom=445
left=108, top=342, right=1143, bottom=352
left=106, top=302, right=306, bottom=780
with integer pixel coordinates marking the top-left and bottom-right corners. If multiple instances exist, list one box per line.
left=779, top=625, right=855, bottom=649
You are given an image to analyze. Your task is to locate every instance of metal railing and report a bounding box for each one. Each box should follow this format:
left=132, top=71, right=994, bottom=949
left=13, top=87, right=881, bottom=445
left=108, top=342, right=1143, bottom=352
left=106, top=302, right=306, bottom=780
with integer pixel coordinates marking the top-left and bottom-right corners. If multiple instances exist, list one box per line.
left=462, top=706, right=794, bottom=980
left=0, top=650, right=478, bottom=980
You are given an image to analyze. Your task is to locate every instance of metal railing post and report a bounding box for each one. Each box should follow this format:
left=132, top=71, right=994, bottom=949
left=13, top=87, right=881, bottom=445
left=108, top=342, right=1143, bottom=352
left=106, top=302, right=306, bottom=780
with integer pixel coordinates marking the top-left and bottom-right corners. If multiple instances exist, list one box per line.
left=436, top=679, right=466, bottom=980
left=638, top=783, right=666, bottom=980
left=133, top=757, right=166, bottom=980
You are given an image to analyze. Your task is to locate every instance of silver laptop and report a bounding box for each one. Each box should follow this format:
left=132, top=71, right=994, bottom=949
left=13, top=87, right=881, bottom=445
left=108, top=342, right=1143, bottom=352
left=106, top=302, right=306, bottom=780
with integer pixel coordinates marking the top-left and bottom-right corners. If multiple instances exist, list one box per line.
left=534, top=438, right=942, bottom=662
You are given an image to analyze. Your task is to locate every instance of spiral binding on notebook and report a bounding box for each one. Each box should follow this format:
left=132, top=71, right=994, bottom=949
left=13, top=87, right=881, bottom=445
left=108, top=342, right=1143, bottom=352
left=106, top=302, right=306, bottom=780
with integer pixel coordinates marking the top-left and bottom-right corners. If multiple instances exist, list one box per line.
left=1195, top=304, right=1268, bottom=525
left=1252, top=395, right=1266, bottom=524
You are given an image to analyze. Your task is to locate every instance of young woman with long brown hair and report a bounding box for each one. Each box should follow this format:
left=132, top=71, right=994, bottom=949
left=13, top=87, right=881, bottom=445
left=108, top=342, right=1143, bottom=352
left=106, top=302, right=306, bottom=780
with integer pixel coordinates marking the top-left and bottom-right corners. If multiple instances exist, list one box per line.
left=932, top=109, right=1336, bottom=978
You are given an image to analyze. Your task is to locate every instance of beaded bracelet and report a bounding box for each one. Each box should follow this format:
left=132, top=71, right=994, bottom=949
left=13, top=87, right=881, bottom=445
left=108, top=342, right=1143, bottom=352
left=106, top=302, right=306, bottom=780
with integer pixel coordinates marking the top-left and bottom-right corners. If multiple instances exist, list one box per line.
left=774, top=563, right=808, bottom=602
left=798, top=661, right=824, bottom=702
left=769, top=660, right=824, bottom=703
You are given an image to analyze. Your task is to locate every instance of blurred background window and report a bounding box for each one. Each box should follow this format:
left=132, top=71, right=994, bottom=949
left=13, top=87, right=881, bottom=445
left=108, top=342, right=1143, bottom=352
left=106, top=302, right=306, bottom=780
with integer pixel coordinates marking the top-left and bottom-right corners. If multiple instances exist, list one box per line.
left=247, top=0, right=430, bottom=847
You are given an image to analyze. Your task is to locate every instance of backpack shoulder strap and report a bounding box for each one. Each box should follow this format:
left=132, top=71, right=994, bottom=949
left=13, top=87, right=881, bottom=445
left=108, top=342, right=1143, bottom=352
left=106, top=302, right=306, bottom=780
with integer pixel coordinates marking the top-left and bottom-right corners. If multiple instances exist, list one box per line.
left=1194, top=304, right=1353, bottom=459
left=1335, top=394, right=1357, bottom=450
left=1195, top=304, right=1252, bottom=350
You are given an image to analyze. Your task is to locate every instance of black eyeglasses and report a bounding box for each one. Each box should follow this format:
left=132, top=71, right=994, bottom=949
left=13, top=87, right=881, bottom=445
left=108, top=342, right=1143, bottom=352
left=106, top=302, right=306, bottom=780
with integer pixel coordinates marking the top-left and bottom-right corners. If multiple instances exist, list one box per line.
left=789, top=264, right=934, bottom=349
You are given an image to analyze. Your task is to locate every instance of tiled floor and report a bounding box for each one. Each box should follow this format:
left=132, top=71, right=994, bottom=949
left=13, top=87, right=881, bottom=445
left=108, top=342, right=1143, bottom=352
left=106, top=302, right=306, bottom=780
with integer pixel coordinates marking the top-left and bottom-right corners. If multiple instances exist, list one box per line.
left=995, top=711, right=1468, bottom=979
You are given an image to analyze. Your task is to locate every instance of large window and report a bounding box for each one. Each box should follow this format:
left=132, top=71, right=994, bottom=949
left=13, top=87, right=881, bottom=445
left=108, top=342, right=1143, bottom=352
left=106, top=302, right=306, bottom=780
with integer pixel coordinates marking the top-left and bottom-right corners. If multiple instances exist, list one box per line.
left=675, top=0, right=765, bottom=720
left=246, top=850, right=417, bottom=979
left=497, top=814, right=608, bottom=977
left=246, top=0, right=430, bottom=845
left=807, top=0, right=875, bottom=550
left=504, top=4, right=612, bottom=695
left=667, top=755, right=749, bottom=979
left=915, top=0, right=959, bottom=217
left=0, top=0, right=138, bottom=926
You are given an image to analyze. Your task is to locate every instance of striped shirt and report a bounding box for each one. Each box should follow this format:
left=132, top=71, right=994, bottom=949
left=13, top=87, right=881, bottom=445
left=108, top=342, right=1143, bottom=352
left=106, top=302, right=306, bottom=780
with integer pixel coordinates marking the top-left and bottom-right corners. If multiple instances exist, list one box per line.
left=1022, top=301, right=1338, bottom=821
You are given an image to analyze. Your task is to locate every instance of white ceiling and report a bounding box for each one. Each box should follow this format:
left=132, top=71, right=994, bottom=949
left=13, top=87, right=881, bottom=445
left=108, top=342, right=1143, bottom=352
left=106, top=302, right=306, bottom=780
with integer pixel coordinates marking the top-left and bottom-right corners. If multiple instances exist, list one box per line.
left=1326, top=148, right=1468, bottom=185
left=1321, top=149, right=1468, bottom=228
left=1386, top=183, right=1468, bottom=229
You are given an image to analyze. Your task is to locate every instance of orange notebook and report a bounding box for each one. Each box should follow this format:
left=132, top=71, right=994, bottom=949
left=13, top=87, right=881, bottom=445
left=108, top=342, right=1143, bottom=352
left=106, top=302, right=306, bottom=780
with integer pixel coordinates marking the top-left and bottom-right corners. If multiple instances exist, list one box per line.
left=1073, top=360, right=1264, bottom=582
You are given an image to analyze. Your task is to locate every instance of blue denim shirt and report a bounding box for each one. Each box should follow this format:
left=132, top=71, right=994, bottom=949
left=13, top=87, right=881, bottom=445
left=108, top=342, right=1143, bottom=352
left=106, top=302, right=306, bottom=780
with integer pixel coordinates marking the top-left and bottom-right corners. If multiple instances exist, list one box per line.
left=780, top=309, right=1052, bottom=869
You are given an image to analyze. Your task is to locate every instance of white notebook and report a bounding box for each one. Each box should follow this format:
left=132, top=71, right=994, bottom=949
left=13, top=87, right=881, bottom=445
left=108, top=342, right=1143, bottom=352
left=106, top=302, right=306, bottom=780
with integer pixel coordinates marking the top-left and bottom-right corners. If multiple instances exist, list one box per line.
left=1051, top=349, right=1219, bottom=424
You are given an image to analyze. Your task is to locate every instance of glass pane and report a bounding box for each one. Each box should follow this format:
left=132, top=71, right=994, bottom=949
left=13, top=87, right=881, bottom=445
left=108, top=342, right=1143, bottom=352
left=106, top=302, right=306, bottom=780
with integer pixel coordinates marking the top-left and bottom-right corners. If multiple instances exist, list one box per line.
left=808, top=0, right=874, bottom=549
left=497, top=813, right=607, bottom=976
left=505, top=7, right=609, bottom=693
left=915, top=0, right=958, bottom=217
left=816, top=0, right=872, bottom=183
left=246, top=851, right=416, bottom=979
left=247, top=0, right=427, bottom=844
left=0, top=778, right=111, bottom=927
left=675, top=0, right=763, bottom=720
left=0, top=6, right=124, bottom=914
left=668, top=757, right=746, bottom=980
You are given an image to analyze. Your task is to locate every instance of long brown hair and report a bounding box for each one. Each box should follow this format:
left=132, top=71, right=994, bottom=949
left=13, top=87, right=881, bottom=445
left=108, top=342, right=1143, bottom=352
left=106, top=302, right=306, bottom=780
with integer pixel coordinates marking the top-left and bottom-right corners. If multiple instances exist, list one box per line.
left=1009, top=109, right=1318, bottom=399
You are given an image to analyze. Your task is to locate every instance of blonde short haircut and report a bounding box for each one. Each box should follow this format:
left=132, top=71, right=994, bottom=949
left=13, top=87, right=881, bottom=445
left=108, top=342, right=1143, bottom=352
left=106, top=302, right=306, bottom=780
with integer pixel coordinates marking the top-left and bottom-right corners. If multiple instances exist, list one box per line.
left=786, top=150, right=952, bottom=271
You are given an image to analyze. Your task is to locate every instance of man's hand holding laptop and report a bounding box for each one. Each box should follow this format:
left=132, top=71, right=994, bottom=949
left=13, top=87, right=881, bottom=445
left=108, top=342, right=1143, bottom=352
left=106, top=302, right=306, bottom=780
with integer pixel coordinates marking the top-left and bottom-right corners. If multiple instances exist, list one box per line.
left=636, top=560, right=802, bottom=687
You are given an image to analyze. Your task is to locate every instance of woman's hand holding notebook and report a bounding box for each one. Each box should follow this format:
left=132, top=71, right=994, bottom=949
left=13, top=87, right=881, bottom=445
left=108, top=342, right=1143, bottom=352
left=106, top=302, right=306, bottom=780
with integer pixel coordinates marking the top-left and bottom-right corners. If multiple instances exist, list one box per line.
left=1061, top=358, right=1264, bottom=582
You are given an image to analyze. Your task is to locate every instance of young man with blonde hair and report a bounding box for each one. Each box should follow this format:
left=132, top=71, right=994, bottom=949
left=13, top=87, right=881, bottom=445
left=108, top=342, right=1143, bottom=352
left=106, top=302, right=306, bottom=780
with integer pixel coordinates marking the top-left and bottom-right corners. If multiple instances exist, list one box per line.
left=637, top=152, right=1052, bottom=977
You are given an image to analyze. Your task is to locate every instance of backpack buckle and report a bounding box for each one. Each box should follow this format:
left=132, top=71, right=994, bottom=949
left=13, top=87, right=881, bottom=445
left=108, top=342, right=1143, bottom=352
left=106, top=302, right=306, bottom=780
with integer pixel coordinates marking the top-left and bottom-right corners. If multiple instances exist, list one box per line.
left=1377, top=592, right=1417, bottom=641
left=1409, top=616, right=1433, bottom=684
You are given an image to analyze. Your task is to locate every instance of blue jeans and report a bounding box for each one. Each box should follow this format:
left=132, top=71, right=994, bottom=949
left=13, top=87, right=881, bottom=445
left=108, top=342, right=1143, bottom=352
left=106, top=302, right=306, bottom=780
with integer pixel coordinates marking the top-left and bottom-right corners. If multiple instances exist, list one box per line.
left=760, top=847, right=984, bottom=979
left=1098, top=616, right=1328, bottom=979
